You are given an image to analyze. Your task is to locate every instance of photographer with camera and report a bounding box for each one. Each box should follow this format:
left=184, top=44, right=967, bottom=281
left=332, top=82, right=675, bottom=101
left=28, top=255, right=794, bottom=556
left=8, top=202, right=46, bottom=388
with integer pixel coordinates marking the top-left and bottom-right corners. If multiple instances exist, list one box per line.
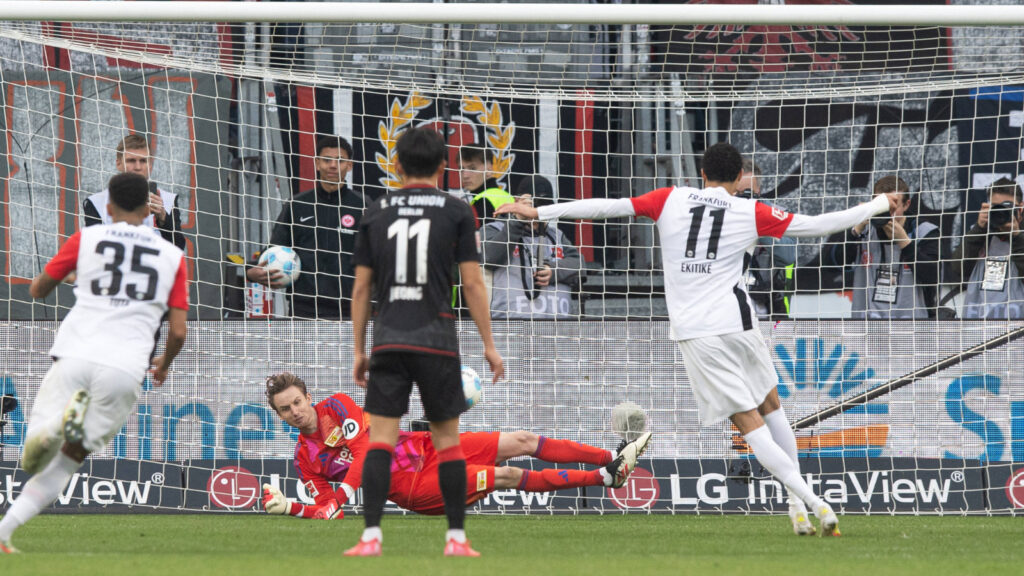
left=823, top=175, right=940, bottom=319
left=948, top=177, right=1024, bottom=320
left=482, top=176, right=582, bottom=319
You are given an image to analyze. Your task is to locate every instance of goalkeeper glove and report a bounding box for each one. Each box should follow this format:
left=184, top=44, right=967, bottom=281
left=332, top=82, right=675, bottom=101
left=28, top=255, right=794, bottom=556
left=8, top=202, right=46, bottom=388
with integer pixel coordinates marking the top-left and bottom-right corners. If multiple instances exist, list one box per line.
left=263, top=484, right=344, bottom=520
left=262, top=484, right=288, bottom=515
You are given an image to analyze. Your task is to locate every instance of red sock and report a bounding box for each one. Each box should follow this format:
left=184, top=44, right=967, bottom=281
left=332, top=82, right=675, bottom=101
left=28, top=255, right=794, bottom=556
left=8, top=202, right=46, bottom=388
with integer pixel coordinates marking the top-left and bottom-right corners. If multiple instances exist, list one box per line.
left=517, top=468, right=603, bottom=491
left=533, top=437, right=612, bottom=465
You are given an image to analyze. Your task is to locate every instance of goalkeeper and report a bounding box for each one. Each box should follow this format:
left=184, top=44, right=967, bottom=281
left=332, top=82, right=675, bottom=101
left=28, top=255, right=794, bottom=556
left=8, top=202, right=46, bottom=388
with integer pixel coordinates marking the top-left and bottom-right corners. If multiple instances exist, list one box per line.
left=261, top=372, right=651, bottom=519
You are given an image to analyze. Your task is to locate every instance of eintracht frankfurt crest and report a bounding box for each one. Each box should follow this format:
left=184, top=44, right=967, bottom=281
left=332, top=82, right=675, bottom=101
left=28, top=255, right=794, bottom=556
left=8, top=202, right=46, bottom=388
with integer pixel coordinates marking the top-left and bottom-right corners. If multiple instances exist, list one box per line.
left=375, top=92, right=515, bottom=190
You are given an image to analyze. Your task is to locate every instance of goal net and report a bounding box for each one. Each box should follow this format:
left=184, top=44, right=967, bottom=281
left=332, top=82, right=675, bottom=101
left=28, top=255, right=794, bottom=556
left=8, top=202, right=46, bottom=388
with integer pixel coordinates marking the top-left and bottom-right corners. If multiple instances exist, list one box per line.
left=0, top=1, right=1022, bottom=516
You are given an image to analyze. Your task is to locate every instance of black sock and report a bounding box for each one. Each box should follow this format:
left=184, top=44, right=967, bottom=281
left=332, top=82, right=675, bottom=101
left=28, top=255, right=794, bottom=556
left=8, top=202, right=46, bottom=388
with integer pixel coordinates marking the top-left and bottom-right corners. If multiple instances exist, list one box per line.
left=361, top=448, right=393, bottom=529
left=438, top=458, right=467, bottom=531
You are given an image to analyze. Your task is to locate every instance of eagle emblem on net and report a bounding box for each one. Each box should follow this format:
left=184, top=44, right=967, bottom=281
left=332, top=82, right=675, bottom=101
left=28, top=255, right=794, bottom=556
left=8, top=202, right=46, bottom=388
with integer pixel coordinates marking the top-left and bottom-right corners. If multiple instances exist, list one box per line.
left=375, top=92, right=515, bottom=190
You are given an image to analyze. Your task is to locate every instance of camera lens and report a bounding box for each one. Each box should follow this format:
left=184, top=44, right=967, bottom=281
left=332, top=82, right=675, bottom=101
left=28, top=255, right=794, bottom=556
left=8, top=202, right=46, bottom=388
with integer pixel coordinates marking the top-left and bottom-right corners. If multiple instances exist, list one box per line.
left=988, top=201, right=1016, bottom=228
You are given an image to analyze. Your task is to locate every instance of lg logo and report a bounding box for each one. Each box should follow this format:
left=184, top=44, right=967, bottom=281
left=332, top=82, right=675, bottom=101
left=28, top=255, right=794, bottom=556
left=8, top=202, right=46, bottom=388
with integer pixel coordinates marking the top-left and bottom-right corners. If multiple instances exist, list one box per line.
left=607, top=467, right=660, bottom=509
left=207, top=466, right=259, bottom=509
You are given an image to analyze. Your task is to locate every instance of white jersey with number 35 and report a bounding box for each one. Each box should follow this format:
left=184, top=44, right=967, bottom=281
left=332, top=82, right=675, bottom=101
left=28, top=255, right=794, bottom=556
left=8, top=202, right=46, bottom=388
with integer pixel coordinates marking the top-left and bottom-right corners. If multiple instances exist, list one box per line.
left=45, top=222, right=189, bottom=379
left=630, top=186, right=794, bottom=340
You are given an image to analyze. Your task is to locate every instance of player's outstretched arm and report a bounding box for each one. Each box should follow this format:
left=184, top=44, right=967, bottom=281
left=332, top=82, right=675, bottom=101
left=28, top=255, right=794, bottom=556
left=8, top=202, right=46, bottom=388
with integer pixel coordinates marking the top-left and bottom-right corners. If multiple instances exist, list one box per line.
left=31, top=230, right=82, bottom=298
left=460, top=260, right=504, bottom=381
left=782, top=193, right=895, bottom=238
left=496, top=197, right=635, bottom=222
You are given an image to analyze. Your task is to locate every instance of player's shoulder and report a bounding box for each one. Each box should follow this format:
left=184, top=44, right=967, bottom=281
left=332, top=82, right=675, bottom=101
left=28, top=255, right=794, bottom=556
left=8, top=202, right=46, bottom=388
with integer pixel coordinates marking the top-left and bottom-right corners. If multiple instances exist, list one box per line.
left=318, top=393, right=355, bottom=418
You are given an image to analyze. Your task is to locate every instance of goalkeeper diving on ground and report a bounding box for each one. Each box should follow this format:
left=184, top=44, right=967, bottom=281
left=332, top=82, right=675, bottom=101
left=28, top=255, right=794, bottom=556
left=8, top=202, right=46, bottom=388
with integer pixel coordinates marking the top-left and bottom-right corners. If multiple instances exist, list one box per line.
left=260, top=372, right=652, bottom=519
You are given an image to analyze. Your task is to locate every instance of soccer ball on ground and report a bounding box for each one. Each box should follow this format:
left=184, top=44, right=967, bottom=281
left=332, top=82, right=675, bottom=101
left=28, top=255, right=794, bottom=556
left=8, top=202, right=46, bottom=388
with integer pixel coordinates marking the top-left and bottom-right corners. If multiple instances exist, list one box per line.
left=257, top=246, right=301, bottom=286
left=461, top=366, right=482, bottom=409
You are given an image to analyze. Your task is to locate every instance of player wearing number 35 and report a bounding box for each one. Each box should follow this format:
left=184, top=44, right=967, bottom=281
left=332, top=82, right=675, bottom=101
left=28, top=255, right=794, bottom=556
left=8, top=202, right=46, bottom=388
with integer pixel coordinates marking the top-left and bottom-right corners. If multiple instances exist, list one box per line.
left=0, top=173, right=188, bottom=554
left=497, top=143, right=902, bottom=538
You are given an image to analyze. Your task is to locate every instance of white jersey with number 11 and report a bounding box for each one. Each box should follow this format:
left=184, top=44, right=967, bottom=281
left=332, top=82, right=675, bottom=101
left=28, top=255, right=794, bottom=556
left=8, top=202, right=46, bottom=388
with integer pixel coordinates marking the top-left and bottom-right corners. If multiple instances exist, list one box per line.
left=536, top=186, right=890, bottom=341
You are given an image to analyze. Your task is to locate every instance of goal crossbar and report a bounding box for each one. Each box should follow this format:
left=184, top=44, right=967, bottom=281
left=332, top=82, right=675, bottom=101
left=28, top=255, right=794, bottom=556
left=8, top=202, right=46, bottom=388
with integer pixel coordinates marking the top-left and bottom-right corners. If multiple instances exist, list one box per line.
left=3, top=2, right=1024, bottom=26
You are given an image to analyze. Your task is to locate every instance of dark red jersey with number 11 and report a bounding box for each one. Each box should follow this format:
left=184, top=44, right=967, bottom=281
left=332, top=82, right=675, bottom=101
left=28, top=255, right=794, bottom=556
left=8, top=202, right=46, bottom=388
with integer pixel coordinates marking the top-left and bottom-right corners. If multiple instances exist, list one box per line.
left=353, top=186, right=480, bottom=357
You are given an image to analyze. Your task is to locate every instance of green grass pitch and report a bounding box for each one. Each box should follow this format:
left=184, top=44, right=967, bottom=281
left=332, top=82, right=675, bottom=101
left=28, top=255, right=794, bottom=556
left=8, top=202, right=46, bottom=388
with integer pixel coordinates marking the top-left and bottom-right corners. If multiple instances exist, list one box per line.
left=1, top=514, right=1020, bottom=575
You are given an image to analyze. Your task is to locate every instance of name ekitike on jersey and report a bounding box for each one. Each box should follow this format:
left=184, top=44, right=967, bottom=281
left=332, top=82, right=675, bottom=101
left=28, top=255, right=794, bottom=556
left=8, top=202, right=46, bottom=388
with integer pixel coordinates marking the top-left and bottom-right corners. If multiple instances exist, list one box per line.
left=680, top=262, right=713, bottom=274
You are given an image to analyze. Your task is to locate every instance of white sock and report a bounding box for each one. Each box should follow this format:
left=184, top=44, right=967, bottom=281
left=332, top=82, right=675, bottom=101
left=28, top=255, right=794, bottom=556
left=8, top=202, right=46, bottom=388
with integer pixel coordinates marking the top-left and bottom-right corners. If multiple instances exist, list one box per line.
left=446, top=529, right=467, bottom=544
left=762, top=408, right=806, bottom=511
left=360, top=527, right=382, bottom=543
left=0, top=453, right=80, bottom=542
left=743, top=425, right=823, bottom=511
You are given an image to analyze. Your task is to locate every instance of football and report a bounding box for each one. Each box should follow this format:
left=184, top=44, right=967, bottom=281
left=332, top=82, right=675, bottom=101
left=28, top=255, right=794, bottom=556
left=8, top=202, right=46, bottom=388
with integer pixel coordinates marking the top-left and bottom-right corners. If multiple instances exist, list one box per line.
left=461, top=366, right=483, bottom=409
left=257, top=246, right=301, bottom=286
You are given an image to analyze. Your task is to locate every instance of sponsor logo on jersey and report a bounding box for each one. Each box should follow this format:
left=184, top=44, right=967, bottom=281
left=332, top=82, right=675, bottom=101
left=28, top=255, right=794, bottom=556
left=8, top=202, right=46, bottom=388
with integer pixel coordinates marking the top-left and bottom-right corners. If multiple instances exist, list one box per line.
left=342, top=418, right=361, bottom=440
left=335, top=446, right=354, bottom=465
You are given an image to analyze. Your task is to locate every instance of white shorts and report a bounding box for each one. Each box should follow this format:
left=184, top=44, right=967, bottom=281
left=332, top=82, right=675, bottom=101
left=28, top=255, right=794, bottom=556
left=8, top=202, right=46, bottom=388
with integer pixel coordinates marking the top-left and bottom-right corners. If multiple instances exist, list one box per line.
left=25, top=357, right=141, bottom=454
left=676, top=329, right=778, bottom=426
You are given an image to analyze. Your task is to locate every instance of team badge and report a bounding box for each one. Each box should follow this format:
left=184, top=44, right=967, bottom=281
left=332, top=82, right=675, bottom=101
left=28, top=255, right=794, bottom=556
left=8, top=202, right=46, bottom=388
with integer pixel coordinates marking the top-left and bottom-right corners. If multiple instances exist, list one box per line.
left=305, top=480, right=319, bottom=497
left=324, top=426, right=344, bottom=447
left=341, top=214, right=356, bottom=228
left=476, top=470, right=488, bottom=492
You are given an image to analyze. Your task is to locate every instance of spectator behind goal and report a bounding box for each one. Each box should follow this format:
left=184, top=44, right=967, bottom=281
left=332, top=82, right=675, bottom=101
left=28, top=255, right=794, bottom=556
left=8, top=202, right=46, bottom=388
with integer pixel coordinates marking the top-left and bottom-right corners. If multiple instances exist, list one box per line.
left=948, top=177, right=1024, bottom=319
left=823, top=175, right=940, bottom=319
left=483, top=175, right=582, bottom=319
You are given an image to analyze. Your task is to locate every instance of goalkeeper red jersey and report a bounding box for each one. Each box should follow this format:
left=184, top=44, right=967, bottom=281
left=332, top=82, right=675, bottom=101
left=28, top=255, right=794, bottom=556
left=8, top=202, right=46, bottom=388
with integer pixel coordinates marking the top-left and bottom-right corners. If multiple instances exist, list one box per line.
left=292, top=393, right=427, bottom=506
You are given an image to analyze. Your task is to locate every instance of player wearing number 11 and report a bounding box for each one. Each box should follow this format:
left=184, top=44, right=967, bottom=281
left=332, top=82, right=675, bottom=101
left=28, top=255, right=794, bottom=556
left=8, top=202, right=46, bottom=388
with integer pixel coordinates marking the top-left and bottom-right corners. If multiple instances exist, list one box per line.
left=497, top=143, right=901, bottom=537
left=0, top=173, right=188, bottom=553
left=347, top=127, right=504, bottom=557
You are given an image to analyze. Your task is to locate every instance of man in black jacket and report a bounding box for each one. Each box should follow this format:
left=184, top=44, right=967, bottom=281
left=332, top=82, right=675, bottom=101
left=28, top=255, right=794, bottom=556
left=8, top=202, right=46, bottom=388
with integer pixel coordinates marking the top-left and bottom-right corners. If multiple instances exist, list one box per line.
left=247, top=136, right=366, bottom=319
left=82, top=134, right=186, bottom=250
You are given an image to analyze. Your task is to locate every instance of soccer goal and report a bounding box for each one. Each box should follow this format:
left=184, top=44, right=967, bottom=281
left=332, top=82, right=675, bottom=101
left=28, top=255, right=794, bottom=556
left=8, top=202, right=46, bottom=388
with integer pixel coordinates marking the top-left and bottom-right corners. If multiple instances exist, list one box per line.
left=0, top=1, right=1022, bottom=516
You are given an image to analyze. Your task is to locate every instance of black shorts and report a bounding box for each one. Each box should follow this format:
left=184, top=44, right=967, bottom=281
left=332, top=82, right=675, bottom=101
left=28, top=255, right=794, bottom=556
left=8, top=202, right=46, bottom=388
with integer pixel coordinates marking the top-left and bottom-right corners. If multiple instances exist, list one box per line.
left=365, top=352, right=465, bottom=422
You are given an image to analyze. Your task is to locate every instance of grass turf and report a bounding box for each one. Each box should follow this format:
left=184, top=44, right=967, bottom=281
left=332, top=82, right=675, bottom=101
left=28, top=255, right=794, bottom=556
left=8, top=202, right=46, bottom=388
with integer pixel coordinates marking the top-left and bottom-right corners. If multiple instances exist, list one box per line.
left=1, top=514, right=1020, bottom=575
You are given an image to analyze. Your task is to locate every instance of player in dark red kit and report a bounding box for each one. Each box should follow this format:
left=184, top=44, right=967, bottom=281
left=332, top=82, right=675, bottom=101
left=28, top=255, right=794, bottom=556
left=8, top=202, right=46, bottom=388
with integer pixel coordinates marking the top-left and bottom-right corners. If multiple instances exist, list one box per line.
left=259, top=374, right=648, bottom=522
left=346, top=127, right=504, bottom=557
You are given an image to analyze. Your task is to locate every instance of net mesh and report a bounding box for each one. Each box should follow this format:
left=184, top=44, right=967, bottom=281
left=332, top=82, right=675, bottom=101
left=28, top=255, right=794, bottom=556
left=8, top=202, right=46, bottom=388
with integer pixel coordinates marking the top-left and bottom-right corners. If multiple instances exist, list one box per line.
left=0, top=2, right=1022, bottom=515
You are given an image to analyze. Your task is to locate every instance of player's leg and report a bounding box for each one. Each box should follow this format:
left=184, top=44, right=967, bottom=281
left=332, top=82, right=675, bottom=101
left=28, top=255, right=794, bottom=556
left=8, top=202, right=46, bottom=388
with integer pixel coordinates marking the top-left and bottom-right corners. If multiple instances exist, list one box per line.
left=429, top=416, right=476, bottom=556
left=1, top=360, right=139, bottom=551
left=732, top=409, right=838, bottom=536
left=494, top=458, right=633, bottom=491
left=758, top=390, right=815, bottom=535
left=19, top=362, right=74, bottom=475
left=496, top=430, right=613, bottom=466
left=345, top=354, right=411, bottom=557
left=417, top=354, right=478, bottom=556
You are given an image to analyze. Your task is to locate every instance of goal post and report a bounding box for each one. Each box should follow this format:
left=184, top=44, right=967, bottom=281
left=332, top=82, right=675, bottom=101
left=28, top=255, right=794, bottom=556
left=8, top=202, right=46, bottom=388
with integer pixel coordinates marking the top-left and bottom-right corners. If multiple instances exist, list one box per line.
left=0, top=1, right=1022, bottom=516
